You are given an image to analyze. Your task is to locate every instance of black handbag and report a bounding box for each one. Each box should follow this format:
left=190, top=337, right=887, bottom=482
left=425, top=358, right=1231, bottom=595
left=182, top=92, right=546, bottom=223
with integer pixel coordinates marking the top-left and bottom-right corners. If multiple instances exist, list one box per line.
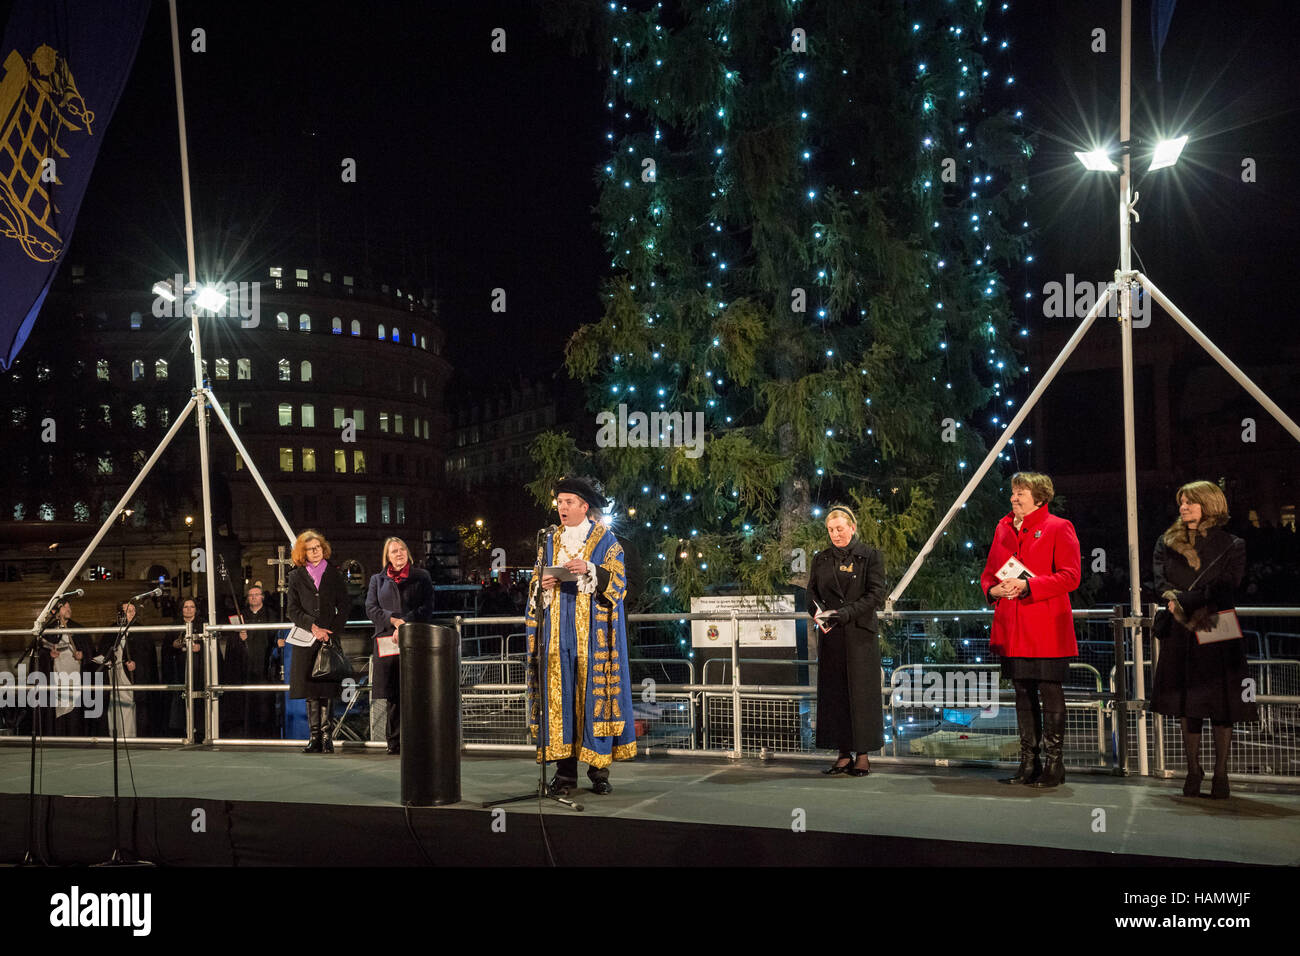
left=311, top=639, right=353, bottom=682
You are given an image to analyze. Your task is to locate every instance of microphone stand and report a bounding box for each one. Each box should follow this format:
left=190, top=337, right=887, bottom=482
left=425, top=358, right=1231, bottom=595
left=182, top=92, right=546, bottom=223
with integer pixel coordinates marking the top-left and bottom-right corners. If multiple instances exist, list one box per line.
left=482, top=525, right=583, bottom=812
left=20, top=605, right=59, bottom=866
left=94, top=606, right=153, bottom=866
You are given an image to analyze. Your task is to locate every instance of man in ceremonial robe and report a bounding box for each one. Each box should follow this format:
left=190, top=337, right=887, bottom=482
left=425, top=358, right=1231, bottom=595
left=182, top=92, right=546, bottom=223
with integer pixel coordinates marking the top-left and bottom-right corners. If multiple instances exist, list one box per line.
left=527, top=476, right=636, bottom=795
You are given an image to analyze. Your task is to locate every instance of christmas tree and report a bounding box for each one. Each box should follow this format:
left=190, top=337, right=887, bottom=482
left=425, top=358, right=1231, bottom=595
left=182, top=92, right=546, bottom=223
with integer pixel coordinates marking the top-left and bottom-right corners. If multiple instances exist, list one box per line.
left=534, top=0, right=1034, bottom=611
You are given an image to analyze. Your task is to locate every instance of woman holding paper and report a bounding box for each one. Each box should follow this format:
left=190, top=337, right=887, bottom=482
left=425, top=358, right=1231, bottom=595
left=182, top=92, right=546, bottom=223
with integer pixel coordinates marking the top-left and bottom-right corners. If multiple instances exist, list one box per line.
left=365, top=536, right=435, bottom=755
left=286, top=530, right=351, bottom=754
left=808, top=506, right=888, bottom=776
left=1150, top=481, right=1254, bottom=799
left=979, top=472, right=1080, bottom=788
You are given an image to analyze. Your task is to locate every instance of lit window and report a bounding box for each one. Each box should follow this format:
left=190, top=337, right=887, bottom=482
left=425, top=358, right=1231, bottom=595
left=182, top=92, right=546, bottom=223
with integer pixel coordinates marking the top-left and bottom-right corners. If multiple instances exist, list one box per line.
left=392, top=327, right=400, bottom=342
left=73, top=501, right=89, bottom=522
left=155, top=359, right=168, bottom=380
left=331, top=317, right=342, bottom=334
left=157, top=407, right=170, bottom=427
left=269, top=266, right=282, bottom=278
left=410, top=332, right=416, bottom=346
left=299, top=313, right=311, bottom=332
left=381, top=496, right=391, bottom=524
left=99, top=404, right=111, bottom=425
left=301, top=360, right=312, bottom=382
left=352, top=409, right=365, bottom=429
left=396, top=497, right=406, bottom=523
left=132, top=404, right=146, bottom=428
left=276, top=312, right=289, bottom=330
left=131, top=359, right=144, bottom=381
left=215, top=358, right=230, bottom=380
left=98, top=456, right=113, bottom=475
left=235, top=452, right=244, bottom=471
left=355, top=495, right=367, bottom=523
left=96, top=360, right=109, bottom=381
left=278, top=359, right=291, bottom=381
left=301, top=404, right=315, bottom=427
left=395, top=414, right=404, bottom=435
left=295, top=269, right=308, bottom=288
left=420, top=336, right=426, bottom=349
left=343, top=275, right=354, bottom=287
left=237, top=402, right=252, bottom=426
left=378, top=324, right=386, bottom=340
left=334, top=449, right=346, bottom=473
left=423, top=420, right=429, bottom=439
left=278, top=403, right=292, bottom=426
left=353, top=450, right=366, bottom=473
left=350, top=319, right=360, bottom=336
left=302, top=448, right=317, bottom=472
left=130, top=312, right=142, bottom=330
left=237, top=358, right=251, bottom=380
left=39, top=503, right=54, bottom=520
left=333, top=407, right=346, bottom=428
left=379, top=412, right=389, bottom=433
left=279, top=447, right=294, bottom=471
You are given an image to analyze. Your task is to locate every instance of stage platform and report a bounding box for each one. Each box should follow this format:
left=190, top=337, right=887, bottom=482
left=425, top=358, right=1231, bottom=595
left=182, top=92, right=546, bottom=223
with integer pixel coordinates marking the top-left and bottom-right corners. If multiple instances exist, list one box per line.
left=1, top=746, right=1297, bottom=866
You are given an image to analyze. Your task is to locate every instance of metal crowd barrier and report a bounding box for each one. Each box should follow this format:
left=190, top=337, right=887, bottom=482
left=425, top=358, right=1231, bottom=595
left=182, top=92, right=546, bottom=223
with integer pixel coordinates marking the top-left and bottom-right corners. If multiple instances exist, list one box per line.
left=2, top=607, right=1297, bottom=784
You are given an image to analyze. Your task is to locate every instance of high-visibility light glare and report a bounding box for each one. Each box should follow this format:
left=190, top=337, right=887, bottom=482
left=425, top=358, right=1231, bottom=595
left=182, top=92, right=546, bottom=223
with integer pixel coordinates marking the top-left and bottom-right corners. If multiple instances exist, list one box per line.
left=152, top=280, right=177, bottom=301
left=194, top=285, right=228, bottom=313
left=1148, top=135, right=1187, bottom=171
left=1075, top=149, right=1118, bottom=172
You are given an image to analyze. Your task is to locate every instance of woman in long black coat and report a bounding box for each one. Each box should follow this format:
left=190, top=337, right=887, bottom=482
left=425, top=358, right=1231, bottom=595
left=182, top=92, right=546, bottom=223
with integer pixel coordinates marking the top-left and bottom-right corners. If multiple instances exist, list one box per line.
left=286, top=530, right=351, bottom=754
left=1150, top=481, right=1256, bottom=799
left=365, top=536, right=434, bottom=754
left=808, top=506, right=888, bottom=776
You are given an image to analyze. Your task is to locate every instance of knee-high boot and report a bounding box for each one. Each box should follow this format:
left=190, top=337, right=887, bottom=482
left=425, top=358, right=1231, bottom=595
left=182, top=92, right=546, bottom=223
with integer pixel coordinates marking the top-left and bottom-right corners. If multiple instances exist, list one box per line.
left=1003, top=699, right=1042, bottom=785
left=302, top=699, right=323, bottom=753
left=1030, top=711, right=1066, bottom=788
left=319, top=698, right=334, bottom=753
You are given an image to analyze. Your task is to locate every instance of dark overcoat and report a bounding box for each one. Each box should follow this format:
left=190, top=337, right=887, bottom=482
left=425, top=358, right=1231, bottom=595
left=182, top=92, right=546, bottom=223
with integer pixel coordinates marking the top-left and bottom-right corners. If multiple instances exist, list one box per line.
left=808, top=539, right=887, bottom=753
left=1150, top=526, right=1257, bottom=723
left=286, top=562, right=351, bottom=699
left=365, top=567, right=435, bottom=699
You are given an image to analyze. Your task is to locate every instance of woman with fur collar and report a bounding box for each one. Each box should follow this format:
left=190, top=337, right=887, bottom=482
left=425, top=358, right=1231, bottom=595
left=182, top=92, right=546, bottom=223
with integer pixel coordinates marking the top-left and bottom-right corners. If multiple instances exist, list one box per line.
left=1150, top=481, right=1256, bottom=799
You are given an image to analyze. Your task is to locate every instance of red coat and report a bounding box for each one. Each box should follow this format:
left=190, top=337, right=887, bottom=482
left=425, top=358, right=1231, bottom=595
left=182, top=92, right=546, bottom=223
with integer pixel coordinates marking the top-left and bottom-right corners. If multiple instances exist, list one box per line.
left=979, top=506, right=1081, bottom=658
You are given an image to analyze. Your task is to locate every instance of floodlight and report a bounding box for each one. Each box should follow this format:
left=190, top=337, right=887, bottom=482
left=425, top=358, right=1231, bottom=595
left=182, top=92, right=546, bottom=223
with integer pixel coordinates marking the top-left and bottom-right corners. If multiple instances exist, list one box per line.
left=1148, top=135, right=1187, bottom=171
left=193, top=285, right=228, bottom=313
left=1075, top=149, right=1118, bottom=172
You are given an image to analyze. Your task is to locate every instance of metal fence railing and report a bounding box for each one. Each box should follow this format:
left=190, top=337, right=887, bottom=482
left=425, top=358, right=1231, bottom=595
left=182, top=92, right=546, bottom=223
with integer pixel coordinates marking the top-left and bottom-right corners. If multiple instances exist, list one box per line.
left=2, top=607, right=1297, bottom=783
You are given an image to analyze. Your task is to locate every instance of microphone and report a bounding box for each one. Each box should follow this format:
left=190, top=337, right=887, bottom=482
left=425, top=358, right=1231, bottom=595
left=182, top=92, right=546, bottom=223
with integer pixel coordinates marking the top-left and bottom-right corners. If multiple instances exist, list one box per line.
left=130, top=587, right=163, bottom=602
left=54, top=588, right=84, bottom=601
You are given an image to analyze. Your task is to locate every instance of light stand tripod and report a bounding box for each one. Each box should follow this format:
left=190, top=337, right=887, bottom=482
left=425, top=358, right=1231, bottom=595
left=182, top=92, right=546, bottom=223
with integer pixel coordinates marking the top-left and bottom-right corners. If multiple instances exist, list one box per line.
left=483, top=526, right=583, bottom=812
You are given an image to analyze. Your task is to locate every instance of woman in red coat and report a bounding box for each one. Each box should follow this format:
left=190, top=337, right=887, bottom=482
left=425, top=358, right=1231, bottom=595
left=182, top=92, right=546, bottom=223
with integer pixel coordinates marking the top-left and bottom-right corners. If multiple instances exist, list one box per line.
left=979, top=472, right=1081, bottom=788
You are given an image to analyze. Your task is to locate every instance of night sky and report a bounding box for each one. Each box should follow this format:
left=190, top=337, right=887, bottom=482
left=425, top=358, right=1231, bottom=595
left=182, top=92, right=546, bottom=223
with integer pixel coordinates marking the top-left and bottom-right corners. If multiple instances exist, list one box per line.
left=5, top=0, right=1298, bottom=386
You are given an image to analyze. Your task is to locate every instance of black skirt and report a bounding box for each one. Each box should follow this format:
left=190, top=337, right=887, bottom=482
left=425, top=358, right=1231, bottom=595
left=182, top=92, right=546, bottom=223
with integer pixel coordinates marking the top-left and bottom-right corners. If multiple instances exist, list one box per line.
left=1001, top=656, right=1070, bottom=683
left=288, top=640, right=338, bottom=699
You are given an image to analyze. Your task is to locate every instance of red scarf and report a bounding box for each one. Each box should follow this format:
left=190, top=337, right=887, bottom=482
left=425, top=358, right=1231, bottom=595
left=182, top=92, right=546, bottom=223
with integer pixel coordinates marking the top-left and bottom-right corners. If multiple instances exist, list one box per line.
left=386, top=562, right=411, bottom=582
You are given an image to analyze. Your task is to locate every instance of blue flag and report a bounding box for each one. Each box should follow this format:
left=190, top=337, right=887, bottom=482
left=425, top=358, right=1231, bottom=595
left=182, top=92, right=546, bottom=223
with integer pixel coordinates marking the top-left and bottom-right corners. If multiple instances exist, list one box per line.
left=0, top=0, right=150, bottom=369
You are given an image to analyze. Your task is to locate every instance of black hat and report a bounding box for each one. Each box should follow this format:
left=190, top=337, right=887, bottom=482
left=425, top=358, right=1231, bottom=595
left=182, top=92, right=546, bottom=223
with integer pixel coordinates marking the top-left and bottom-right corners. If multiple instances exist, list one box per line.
left=554, top=475, right=607, bottom=510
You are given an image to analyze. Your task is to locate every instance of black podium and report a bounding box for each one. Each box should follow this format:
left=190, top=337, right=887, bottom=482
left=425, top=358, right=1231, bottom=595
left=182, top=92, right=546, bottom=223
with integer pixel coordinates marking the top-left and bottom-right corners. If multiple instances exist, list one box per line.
left=398, top=622, right=461, bottom=806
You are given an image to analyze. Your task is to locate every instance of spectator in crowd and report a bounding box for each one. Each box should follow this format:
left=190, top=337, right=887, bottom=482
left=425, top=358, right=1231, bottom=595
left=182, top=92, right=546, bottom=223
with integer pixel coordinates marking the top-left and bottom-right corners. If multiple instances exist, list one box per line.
left=365, top=537, right=434, bottom=754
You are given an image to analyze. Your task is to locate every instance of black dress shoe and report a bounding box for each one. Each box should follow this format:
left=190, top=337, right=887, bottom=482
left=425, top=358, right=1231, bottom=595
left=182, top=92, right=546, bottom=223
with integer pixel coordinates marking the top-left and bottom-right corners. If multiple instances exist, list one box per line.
left=822, top=755, right=852, bottom=775
left=546, top=777, right=574, bottom=797
left=591, top=779, right=613, bottom=795
left=848, top=757, right=871, bottom=777
left=1209, top=773, right=1230, bottom=799
left=387, top=744, right=400, bottom=755
left=1182, top=767, right=1204, bottom=797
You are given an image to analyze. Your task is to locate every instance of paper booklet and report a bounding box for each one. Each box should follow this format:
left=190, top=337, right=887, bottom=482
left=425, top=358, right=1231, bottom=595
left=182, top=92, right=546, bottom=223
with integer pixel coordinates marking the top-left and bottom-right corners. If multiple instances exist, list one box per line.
left=544, top=565, right=581, bottom=582
left=1195, top=609, right=1243, bottom=645
left=995, top=556, right=1034, bottom=582
left=811, top=601, right=833, bottom=634
left=376, top=634, right=400, bottom=657
left=286, top=626, right=316, bottom=647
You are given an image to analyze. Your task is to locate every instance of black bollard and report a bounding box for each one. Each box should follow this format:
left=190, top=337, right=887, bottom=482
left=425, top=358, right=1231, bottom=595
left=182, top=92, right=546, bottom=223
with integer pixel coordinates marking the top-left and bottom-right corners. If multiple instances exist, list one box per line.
left=399, top=622, right=461, bottom=806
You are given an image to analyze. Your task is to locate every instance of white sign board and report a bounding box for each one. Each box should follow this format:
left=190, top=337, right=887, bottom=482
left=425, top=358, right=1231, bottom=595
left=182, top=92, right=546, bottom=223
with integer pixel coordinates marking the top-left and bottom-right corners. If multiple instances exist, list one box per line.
left=690, top=594, right=798, bottom=648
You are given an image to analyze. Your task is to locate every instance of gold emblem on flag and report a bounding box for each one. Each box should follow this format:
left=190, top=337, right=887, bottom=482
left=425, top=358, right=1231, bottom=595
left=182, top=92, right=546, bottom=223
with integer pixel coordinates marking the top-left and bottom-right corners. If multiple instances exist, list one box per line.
left=0, top=44, right=95, bottom=263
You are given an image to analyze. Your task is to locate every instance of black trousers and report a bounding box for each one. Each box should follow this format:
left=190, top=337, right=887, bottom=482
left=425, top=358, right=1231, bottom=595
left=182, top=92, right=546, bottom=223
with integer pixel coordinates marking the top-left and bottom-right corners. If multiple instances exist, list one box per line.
left=555, top=752, right=609, bottom=785
left=384, top=682, right=400, bottom=749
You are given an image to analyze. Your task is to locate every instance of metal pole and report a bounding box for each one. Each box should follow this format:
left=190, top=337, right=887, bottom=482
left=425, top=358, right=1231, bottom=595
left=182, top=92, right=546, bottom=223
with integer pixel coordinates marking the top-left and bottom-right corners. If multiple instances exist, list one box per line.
left=887, top=287, right=1115, bottom=607
left=31, top=398, right=198, bottom=630
left=184, top=621, right=195, bottom=744
left=206, top=395, right=296, bottom=542
left=1137, top=275, right=1300, bottom=442
left=1110, top=607, right=1128, bottom=776
left=730, top=610, right=741, bottom=758
left=1118, top=0, right=1149, bottom=776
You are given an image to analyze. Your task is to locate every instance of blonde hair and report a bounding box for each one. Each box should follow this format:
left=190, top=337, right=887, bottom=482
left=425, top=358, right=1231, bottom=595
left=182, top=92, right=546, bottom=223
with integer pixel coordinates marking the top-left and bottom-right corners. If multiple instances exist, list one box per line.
left=291, top=529, right=332, bottom=566
left=1011, top=472, right=1055, bottom=507
left=825, top=506, right=857, bottom=528
left=380, top=536, right=411, bottom=570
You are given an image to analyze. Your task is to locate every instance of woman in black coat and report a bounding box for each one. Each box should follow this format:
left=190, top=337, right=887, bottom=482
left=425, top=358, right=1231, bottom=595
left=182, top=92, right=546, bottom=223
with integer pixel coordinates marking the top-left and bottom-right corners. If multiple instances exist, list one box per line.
left=365, top=536, right=434, bottom=754
left=808, top=505, right=888, bottom=776
left=286, top=530, right=351, bottom=754
left=1150, top=481, right=1256, bottom=799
